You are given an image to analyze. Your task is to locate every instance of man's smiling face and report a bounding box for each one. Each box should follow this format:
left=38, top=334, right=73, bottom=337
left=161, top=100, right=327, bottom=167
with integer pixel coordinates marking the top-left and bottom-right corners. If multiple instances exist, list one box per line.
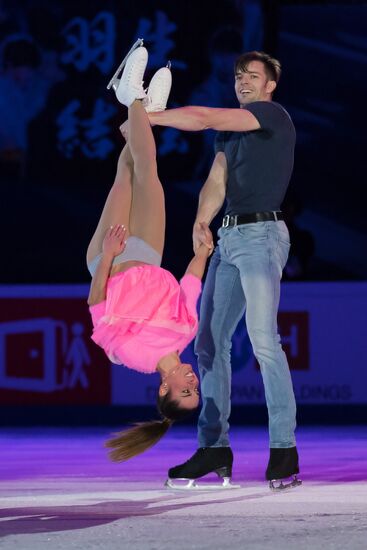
left=234, top=60, right=276, bottom=105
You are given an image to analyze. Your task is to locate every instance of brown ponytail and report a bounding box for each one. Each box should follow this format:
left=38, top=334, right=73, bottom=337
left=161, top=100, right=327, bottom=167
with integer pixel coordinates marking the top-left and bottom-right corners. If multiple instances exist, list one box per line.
left=105, top=391, right=197, bottom=462
left=105, top=418, right=173, bottom=462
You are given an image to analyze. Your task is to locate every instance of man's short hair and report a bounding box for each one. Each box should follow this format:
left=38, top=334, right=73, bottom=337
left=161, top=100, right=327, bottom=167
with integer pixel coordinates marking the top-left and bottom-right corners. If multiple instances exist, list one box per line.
left=234, top=51, right=281, bottom=83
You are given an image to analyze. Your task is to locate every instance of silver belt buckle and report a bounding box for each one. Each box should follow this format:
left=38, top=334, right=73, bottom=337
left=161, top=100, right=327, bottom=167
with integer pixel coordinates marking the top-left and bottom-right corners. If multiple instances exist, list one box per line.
left=222, top=215, right=230, bottom=228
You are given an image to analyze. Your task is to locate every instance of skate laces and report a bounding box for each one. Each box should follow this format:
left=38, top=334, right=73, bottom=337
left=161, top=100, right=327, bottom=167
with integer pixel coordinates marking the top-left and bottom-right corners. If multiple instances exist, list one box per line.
left=123, top=54, right=146, bottom=91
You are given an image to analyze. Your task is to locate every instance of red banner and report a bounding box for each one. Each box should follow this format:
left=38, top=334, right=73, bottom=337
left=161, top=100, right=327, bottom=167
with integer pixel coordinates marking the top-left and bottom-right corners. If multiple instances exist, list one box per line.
left=0, top=295, right=111, bottom=405
left=278, top=311, right=309, bottom=371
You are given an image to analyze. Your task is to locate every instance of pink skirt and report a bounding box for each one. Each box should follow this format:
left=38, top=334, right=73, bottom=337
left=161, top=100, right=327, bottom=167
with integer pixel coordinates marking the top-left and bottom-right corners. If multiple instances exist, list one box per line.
left=90, top=266, right=201, bottom=371
left=101, top=265, right=196, bottom=333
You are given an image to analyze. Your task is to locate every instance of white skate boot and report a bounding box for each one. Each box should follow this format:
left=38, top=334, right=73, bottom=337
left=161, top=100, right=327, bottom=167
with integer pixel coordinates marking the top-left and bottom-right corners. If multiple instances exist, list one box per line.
left=107, top=38, right=144, bottom=90
left=143, top=62, right=172, bottom=113
left=109, top=44, right=148, bottom=107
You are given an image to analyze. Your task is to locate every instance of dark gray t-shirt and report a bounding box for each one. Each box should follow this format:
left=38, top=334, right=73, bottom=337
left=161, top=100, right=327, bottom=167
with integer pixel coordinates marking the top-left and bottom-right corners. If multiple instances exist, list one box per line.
left=215, top=101, right=296, bottom=215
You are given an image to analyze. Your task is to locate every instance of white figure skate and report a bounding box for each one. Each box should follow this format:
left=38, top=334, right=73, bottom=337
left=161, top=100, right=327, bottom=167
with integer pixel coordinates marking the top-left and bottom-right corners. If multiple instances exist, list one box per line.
left=107, top=38, right=144, bottom=91
left=143, top=62, right=172, bottom=112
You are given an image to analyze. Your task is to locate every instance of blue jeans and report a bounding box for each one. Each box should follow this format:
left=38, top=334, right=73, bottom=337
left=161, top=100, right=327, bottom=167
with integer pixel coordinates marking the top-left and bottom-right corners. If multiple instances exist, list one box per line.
left=195, top=220, right=297, bottom=449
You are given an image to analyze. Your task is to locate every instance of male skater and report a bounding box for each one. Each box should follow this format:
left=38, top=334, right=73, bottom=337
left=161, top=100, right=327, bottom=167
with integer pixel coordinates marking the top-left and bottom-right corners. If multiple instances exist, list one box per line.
left=147, top=51, right=300, bottom=490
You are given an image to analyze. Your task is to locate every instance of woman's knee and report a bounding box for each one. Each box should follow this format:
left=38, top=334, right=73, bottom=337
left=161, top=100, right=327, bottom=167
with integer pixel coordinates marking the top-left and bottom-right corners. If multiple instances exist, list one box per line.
left=119, top=145, right=133, bottom=165
left=133, top=161, right=158, bottom=185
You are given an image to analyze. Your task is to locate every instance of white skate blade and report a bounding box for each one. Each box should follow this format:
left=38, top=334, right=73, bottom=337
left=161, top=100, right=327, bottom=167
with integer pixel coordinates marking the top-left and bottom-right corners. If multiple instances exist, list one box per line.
left=107, top=38, right=144, bottom=90
left=165, top=477, right=241, bottom=491
left=269, top=475, right=302, bottom=492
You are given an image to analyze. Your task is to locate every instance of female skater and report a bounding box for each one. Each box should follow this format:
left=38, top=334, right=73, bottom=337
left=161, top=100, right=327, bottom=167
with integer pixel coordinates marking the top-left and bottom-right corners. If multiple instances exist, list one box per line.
left=86, top=46, right=213, bottom=462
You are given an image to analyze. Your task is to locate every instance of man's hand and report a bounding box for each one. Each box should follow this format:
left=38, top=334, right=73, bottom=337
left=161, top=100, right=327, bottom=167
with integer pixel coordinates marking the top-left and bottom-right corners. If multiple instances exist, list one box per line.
left=195, top=241, right=214, bottom=259
left=185, top=223, right=214, bottom=280
left=102, top=224, right=127, bottom=259
left=193, top=221, right=214, bottom=253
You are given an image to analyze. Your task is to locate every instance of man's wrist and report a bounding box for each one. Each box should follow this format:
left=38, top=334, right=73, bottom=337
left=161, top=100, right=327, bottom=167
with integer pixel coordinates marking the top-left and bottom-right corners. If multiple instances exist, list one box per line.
left=194, top=216, right=212, bottom=226
left=193, top=220, right=204, bottom=232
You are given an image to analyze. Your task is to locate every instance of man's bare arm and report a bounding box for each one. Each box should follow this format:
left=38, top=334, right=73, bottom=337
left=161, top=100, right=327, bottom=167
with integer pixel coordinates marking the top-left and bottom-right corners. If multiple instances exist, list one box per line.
left=193, top=152, right=227, bottom=251
left=149, top=106, right=260, bottom=133
left=197, top=152, right=227, bottom=223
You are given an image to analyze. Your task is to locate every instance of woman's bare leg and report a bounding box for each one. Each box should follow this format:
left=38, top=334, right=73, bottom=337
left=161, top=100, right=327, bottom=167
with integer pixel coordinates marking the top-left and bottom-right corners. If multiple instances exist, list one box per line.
left=127, top=100, right=165, bottom=256
left=86, top=145, right=134, bottom=265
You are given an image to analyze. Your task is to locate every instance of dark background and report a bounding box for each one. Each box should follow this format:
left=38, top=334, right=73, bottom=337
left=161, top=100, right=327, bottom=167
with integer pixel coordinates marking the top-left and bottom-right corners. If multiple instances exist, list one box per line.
left=1, top=0, right=366, bottom=285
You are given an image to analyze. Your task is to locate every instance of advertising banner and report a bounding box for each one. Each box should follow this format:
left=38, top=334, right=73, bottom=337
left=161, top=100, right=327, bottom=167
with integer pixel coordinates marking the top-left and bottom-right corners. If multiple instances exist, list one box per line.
left=111, top=283, right=367, bottom=406
left=0, top=286, right=111, bottom=405
left=1, top=283, right=366, bottom=406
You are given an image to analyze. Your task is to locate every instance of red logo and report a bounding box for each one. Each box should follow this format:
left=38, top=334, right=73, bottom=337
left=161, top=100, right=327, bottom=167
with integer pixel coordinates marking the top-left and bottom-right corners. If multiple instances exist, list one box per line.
left=0, top=296, right=111, bottom=405
left=279, top=311, right=309, bottom=370
left=255, top=311, right=309, bottom=371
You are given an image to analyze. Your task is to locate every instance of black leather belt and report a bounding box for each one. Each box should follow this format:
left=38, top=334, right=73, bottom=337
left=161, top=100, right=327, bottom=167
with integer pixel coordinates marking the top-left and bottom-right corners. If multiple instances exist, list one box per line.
left=222, top=211, right=284, bottom=227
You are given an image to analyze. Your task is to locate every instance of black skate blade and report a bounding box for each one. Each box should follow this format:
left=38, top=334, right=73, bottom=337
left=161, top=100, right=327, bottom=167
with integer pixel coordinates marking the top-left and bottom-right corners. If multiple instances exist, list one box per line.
left=165, top=477, right=240, bottom=491
left=269, top=475, right=302, bottom=492
left=107, top=38, right=144, bottom=90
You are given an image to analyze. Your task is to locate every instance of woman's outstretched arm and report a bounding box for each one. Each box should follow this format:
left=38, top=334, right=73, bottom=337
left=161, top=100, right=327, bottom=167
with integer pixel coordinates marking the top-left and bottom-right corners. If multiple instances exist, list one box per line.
left=184, top=223, right=214, bottom=281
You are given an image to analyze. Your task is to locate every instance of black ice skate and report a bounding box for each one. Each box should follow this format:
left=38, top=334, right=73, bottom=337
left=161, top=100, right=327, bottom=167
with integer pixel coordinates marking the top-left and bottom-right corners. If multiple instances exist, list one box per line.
left=165, top=447, right=240, bottom=490
left=266, top=446, right=302, bottom=491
